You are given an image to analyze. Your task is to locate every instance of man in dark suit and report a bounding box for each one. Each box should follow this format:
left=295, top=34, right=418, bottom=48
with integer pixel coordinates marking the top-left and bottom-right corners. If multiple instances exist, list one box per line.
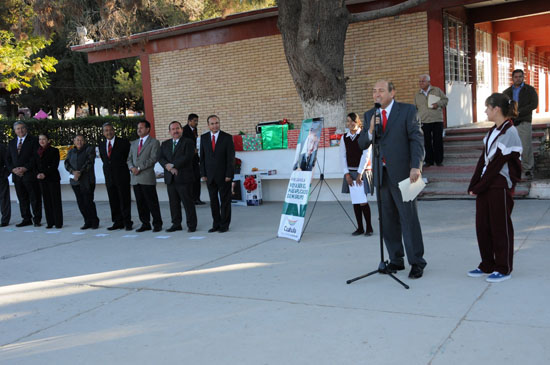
left=99, top=122, right=133, bottom=231
left=0, top=143, right=11, bottom=226
left=200, top=115, right=235, bottom=233
left=6, top=121, right=42, bottom=227
left=182, top=113, right=204, bottom=205
left=358, top=80, right=426, bottom=279
left=159, top=121, right=197, bottom=233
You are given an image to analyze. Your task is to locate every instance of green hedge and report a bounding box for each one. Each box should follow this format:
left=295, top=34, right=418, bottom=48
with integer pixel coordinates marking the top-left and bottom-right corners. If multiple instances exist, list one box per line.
left=0, top=116, right=143, bottom=146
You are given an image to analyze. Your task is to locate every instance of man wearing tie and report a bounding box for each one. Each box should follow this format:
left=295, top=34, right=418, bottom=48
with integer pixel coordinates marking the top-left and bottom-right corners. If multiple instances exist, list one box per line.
left=127, top=120, right=163, bottom=232
left=0, top=142, right=11, bottom=226
left=200, top=115, right=235, bottom=233
left=99, top=122, right=133, bottom=231
left=6, top=121, right=42, bottom=227
left=358, top=80, right=426, bottom=279
left=159, top=121, right=197, bottom=233
left=182, top=113, right=204, bottom=205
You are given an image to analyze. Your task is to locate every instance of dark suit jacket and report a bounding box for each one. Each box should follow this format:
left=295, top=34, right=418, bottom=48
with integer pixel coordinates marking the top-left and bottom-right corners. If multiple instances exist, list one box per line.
left=0, top=144, right=10, bottom=179
left=64, top=145, right=96, bottom=189
left=99, top=137, right=131, bottom=187
left=182, top=124, right=199, bottom=164
left=6, top=135, right=39, bottom=182
left=158, top=138, right=195, bottom=184
left=503, top=83, right=538, bottom=123
left=199, top=131, right=235, bottom=185
left=36, top=146, right=61, bottom=182
left=358, top=101, right=424, bottom=186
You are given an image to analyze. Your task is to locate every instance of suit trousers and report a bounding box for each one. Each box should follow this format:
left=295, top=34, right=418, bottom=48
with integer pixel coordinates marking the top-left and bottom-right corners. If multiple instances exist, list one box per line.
left=40, top=180, right=63, bottom=228
left=207, top=180, right=232, bottom=230
left=71, top=184, right=99, bottom=226
left=133, top=184, right=162, bottom=229
left=14, top=178, right=42, bottom=224
left=516, top=121, right=534, bottom=172
left=106, top=182, right=133, bottom=227
left=422, top=122, right=444, bottom=165
left=475, top=188, right=514, bottom=275
left=167, top=183, right=197, bottom=229
left=0, top=178, right=10, bottom=225
left=192, top=161, right=201, bottom=201
left=379, top=168, right=426, bottom=268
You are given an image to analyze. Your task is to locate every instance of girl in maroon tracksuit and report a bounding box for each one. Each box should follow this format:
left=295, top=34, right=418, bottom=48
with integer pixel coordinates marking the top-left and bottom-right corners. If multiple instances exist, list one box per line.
left=467, top=93, right=522, bottom=283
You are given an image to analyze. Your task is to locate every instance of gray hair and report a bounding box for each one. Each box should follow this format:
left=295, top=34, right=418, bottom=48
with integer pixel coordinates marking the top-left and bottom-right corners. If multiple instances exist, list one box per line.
left=420, top=74, right=431, bottom=82
left=13, top=121, right=27, bottom=130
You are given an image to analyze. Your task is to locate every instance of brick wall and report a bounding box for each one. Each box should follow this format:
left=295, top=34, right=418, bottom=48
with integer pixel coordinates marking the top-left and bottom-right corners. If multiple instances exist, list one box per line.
left=149, top=12, right=429, bottom=141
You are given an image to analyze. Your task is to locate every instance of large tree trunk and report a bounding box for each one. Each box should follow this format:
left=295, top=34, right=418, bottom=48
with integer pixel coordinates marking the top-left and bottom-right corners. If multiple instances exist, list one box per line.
left=278, top=0, right=350, bottom=130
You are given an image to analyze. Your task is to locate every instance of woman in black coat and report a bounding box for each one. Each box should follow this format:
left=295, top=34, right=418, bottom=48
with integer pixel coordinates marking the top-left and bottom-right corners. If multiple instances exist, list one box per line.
left=36, top=134, right=63, bottom=228
left=65, top=134, right=99, bottom=229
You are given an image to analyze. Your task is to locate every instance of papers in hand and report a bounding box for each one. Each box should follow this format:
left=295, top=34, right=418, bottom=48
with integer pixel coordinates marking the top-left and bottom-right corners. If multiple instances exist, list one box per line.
left=398, top=176, right=426, bottom=202
left=428, top=95, right=440, bottom=108
left=349, top=181, right=367, bottom=204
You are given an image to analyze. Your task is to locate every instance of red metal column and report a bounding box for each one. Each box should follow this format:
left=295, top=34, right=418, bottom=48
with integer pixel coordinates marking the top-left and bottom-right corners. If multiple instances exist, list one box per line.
left=427, top=7, right=446, bottom=126
left=139, top=53, right=155, bottom=138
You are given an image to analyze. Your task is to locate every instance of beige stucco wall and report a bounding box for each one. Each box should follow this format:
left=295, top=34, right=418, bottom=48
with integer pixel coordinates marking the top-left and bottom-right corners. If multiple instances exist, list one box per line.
left=149, top=12, right=429, bottom=140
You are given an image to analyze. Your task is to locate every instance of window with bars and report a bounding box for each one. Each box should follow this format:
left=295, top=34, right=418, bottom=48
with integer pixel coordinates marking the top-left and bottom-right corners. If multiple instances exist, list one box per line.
left=497, top=37, right=511, bottom=90
left=514, top=45, right=524, bottom=71
left=528, top=52, right=539, bottom=90
left=444, top=15, right=470, bottom=83
left=475, top=29, right=491, bottom=87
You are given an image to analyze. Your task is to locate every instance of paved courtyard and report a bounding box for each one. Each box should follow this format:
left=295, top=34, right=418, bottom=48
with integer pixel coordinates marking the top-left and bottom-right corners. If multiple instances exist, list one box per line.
left=1, top=199, right=549, bottom=364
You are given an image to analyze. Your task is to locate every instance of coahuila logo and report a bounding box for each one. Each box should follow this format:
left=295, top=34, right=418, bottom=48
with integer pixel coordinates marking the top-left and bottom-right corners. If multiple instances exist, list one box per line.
left=283, top=217, right=297, bottom=234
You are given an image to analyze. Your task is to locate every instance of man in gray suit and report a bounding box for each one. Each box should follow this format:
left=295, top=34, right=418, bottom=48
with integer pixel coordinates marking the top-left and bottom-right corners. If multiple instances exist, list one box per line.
left=358, top=80, right=426, bottom=279
left=127, top=120, right=163, bottom=232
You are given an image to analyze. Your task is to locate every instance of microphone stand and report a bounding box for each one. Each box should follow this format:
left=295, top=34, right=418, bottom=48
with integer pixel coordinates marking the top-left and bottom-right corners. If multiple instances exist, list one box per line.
left=346, top=103, right=409, bottom=289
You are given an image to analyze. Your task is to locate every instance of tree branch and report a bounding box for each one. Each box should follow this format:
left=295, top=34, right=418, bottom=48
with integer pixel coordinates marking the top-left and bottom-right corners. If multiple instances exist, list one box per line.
left=350, top=0, right=428, bottom=23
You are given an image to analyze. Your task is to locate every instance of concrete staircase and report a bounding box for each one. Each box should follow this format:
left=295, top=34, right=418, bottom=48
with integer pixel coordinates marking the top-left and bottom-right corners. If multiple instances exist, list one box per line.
left=419, top=122, right=548, bottom=199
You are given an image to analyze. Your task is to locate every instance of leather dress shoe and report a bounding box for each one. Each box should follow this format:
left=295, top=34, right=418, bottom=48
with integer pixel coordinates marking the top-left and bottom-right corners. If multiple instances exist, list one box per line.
left=34, top=223, right=42, bottom=227
left=153, top=227, right=162, bottom=232
left=195, top=200, right=206, bottom=205
left=16, top=221, right=33, bottom=227
left=219, top=227, right=228, bottom=233
left=386, top=263, right=405, bottom=273
left=409, top=265, right=424, bottom=279
left=166, top=226, right=183, bottom=232
left=107, top=224, right=124, bottom=231
left=46, top=225, right=54, bottom=229
left=80, top=224, right=91, bottom=230
left=91, top=224, right=99, bottom=229
left=208, top=227, right=219, bottom=233
left=352, top=229, right=364, bottom=236
left=1, top=222, right=9, bottom=227
left=365, top=230, right=374, bottom=236
left=125, top=225, right=133, bottom=231
left=136, top=225, right=152, bottom=232
left=188, top=227, right=196, bottom=233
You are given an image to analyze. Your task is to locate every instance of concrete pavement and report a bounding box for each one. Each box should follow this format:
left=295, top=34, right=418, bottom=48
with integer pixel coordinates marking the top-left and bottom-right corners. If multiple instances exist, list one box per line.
left=0, top=199, right=549, bottom=364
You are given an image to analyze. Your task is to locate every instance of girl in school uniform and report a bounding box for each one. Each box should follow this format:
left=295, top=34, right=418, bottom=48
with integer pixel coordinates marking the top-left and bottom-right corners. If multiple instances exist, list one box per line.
left=467, top=93, right=522, bottom=283
left=340, top=113, right=374, bottom=236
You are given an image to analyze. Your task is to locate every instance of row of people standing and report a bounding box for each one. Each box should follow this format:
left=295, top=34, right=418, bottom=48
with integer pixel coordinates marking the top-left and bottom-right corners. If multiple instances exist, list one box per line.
left=0, top=115, right=235, bottom=233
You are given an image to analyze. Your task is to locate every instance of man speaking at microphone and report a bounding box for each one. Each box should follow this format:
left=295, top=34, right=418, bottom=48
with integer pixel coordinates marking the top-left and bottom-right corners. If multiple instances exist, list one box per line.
left=358, top=80, right=426, bottom=279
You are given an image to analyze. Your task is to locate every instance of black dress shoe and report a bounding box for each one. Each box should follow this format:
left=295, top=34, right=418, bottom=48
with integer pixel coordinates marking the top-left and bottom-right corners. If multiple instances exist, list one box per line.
left=409, top=265, right=424, bottom=279
left=208, top=227, right=219, bottom=233
left=423, top=163, right=433, bottom=168
left=107, top=224, right=124, bottom=231
left=46, top=225, right=54, bottom=229
left=352, top=229, right=365, bottom=236
left=55, top=225, right=62, bottom=229
left=125, top=225, right=133, bottom=231
left=91, top=224, right=99, bottom=229
left=34, top=223, right=42, bottom=227
left=219, top=227, right=228, bottom=233
left=195, top=200, right=206, bottom=205
left=81, top=224, right=91, bottom=230
left=386, top=263, right=406, bottom=273
left=16, top=221, right=32, bottom=227
left=365, top=230, right=374, bottom=236
left=153, top=227, right=162, bottom=232
left=188, top=227, right=196, bottom=233
left=1, top=222, right=9, bottom=227
left=436, top=162, right=444, bottom=167
left=166, top=226, right=182, bottom=232
left=136, top=225, right=152, bottom=232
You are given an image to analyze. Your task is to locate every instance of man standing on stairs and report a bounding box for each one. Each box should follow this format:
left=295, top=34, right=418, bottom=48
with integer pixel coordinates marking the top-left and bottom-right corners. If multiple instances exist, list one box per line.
left=503, top=69, right=538, bottom=180
left=414, top=74, right=448, bottom=167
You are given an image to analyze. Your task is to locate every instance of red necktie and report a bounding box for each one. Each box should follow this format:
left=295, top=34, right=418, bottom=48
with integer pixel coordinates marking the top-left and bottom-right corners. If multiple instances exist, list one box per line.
left=382, top=110, right=388, bottom=132
left=138, top=139, right=143, bottom=155
left=107, top=141, right=112, bottom=158
left=212, top=135, right=216, bottom=152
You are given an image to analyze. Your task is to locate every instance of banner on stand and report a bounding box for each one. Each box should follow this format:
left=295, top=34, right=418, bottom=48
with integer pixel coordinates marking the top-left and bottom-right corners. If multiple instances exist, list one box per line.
left=278, top=118, right=323, bottom=241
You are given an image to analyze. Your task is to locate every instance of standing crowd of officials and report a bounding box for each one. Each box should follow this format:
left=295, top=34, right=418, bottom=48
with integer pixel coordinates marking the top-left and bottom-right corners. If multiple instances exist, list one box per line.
left=0, top=114, right=235, bottom=233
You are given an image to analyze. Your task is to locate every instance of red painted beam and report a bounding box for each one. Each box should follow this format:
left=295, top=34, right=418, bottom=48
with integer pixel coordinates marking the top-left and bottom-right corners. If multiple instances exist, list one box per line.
left=468, top=0, right=550, bottom=23
left=427, top=7, right=446, bottom=126
left=139, top=54, right=155, bottom=138
left=525, top=39, right=550, bottom=48
left=492, top=13, right=550, bottom=33
left=510, top=26, right=550, bottom=42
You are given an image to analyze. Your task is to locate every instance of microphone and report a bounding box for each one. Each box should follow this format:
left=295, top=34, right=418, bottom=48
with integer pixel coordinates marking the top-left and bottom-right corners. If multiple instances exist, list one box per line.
left=374, top=102, right=382, bottom=138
